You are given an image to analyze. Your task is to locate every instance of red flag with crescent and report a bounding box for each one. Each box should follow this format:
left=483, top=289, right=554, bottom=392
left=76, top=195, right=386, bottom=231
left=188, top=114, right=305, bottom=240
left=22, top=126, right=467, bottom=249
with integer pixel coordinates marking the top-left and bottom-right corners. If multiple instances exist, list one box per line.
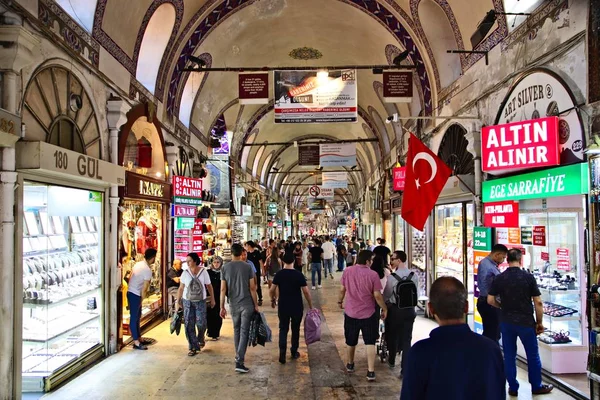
left=401, top=134, right=452, bottom=231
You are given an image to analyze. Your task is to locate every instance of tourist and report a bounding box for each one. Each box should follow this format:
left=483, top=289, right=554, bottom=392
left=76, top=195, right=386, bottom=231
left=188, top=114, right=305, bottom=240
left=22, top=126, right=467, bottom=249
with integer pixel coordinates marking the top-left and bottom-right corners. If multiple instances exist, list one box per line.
left=339, top=250, right=387, bottom=381
left=400, top=277, right=505, bottom=399
left=308, top=239, right=324, bottom=289
left=127, top=248, right=157, bottom=350
left=302, top=240, right=309, bottom=275
left=206, top=256, right=224, bottom=340
left=321, top=235, right=336, bottom=280
left=477, top=244, right=508, bottom=342
left=175, top=252, right=215, bottom=356
left=245, top=241, right=264, bottom=306
left=265, top=246, right=283, bottom=290
left=220, top=244, right=259, bottom=373
left=293, top=242, right=303, bottom=273
left=373, top=238, right=391, bottom=267
left=336, top=242, right=347, bottom=272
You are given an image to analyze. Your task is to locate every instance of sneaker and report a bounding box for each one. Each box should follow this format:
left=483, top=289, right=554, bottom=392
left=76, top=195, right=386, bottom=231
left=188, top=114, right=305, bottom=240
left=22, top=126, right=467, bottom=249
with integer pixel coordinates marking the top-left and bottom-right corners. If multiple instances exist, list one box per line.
left=235, top=363, right=250, bottom=373
left=318, top=285, right=322, bottom=289
left=531, top=384, right=553, bottom=395
left=367, top=371, right=376, bottom=381
left=387, top=360, right=395, bottom=369
left=291, top=351, right=300, bottom=359
left=346, top=363, right=355, bottom=373
left=311, top=286, right=316, bottom=290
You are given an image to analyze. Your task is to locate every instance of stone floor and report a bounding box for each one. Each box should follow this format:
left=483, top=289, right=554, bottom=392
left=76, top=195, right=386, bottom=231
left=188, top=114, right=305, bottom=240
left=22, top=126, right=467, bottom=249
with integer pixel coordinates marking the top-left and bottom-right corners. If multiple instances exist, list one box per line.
left=41, top=272, right=584, bottom=400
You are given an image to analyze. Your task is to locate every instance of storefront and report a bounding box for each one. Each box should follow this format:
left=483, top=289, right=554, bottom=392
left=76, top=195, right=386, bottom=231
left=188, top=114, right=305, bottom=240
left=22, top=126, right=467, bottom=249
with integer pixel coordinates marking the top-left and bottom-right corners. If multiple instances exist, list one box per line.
left=15, top=141, right=125, bottom=392
left=391, top=197, right=406, bottom=252
left=172, top=175, right=205, bottom=262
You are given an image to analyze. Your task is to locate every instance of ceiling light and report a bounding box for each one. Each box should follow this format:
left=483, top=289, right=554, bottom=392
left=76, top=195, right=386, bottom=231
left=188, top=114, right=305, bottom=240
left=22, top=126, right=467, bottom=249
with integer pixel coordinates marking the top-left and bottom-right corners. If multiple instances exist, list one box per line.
left=155, top=172, right=162, bottom=178
left=392, top=50, right=410, bottom=66
left=317, top=70, right=329, bottom=82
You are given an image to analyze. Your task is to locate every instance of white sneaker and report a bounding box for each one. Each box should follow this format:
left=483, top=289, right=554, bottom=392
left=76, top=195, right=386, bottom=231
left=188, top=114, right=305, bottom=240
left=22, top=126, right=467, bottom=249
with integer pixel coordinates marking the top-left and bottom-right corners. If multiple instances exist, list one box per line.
left=318, top=285, right=322, bottom=289
left=312, top=286, right=316, bottom=290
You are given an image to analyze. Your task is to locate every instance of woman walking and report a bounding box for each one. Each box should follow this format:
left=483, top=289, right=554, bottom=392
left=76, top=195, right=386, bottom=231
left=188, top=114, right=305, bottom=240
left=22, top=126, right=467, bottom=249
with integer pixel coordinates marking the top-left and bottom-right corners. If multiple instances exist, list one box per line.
left=293, top=242, right=303, bottom=274
left=265, top=246, right=283, bottom=290
left=175, top=252, right=215, bottom=356
left=206, top=256, right=224, bottom=340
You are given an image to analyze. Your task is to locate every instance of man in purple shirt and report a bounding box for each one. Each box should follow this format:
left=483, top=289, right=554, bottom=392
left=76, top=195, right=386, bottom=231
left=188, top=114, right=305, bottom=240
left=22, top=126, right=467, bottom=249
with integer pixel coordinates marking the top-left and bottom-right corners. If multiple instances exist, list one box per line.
left=338, top=250, right=388, bottom=382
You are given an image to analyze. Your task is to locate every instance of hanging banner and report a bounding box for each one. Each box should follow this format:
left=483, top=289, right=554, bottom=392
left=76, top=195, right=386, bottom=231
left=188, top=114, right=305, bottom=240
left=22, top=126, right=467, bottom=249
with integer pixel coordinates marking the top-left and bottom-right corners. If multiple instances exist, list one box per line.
left=173, top=175, right=203, bottom=198
left=483, top=200, right=519, bottom=228
left=393, top=167, right=406, bottom=191
left=212, top=132, right=230, bottom=155
left=481, top=117, right=560, bottom=174
left=267, top=202, right=278, bottom=215
left=383, top=71, right=413, bottom=103
left=317, top=186, right=334, bottom=199
left=172, top=205, right=197, bottom=218
left=496, top=69, right=585, bottom=166
left=274, top=69, right=358, bottom=123
left=322, top=171, right=347, bottom=189
left=308, top=198, right=326, bottom=210
left=206, top=157, right=230, bottom=209
left=319, top=143, right=356, bottom=167
left=239, top=72, right=269, bottom=105
left=298, top=145, right=320, bottom=166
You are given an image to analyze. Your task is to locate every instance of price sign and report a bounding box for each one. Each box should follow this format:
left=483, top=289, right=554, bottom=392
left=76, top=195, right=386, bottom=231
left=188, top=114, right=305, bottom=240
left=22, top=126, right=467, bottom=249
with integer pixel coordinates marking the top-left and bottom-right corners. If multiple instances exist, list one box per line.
left=473, top=227, right=492, bottom=251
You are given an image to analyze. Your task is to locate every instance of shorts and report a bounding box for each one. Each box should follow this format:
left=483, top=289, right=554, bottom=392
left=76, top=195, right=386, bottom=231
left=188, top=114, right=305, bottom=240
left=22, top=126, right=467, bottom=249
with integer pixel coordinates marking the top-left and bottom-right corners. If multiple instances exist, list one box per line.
left=344, top=312, right=379, bottom=346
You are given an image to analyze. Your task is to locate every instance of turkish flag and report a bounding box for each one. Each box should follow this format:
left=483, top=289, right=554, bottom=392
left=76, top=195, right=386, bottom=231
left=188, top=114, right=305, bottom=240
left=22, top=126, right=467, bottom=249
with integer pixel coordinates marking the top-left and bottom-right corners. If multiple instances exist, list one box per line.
left=401, top=134, right=452, bottom=231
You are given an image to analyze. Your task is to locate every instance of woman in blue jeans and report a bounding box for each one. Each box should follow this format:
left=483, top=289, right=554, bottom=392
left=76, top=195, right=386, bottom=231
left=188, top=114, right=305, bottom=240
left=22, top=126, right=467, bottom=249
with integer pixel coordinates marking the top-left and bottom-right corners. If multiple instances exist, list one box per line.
left=308, top=240, right=324, bottom=289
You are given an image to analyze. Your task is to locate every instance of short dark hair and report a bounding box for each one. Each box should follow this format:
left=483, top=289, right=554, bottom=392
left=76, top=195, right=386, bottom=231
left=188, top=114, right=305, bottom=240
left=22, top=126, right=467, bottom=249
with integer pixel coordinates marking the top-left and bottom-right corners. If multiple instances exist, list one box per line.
left=492, top=244, right=509, bottom=254
left=393, top=250, right=407, bottom=263
left=246, top=241, right=256, bottom=249
left=429, top=277, right=467, bottom=320
left=356, top=250, right=374, bottom=265
left=380, top=238, right=386, bottom=245
left=144, top=248, right=157, bottom=261
left=186, top=252, right=201, bottom=265
left=282, top=252, right=295, bottom=264
left=507, top=248, right=522, bottom=263
left=231, top=243, right=244, bottom=257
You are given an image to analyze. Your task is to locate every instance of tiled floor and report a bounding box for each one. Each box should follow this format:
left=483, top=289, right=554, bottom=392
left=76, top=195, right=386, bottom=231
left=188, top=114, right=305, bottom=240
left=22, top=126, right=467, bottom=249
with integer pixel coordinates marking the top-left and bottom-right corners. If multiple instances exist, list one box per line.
left=40, top=272, right=585, bottom=399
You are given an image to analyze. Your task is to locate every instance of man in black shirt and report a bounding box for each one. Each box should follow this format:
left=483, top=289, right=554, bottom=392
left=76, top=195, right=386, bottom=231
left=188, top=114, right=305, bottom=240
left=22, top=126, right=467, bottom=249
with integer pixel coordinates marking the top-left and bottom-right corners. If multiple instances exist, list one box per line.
left=487, top=249, right=553, bottom=396
left=373, top=238, right=391, bottom=266
left=308, top=239, right=324, bottom=289
left=245, top=241, right=264, bottom=306
left=270, top=252, right=313, bottom=364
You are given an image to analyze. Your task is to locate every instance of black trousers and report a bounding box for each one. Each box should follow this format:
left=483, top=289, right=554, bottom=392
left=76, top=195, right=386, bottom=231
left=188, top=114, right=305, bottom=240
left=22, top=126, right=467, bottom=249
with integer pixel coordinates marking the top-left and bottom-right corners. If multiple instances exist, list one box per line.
left=256, top=269, right=263, bottom=301
left=385, top=306, right=416, bottom=372
left=477, top=296, right=501, bottom=342
left=278, top=311, right=302, bottom=353
left=206, top=299, right=223, bottom=338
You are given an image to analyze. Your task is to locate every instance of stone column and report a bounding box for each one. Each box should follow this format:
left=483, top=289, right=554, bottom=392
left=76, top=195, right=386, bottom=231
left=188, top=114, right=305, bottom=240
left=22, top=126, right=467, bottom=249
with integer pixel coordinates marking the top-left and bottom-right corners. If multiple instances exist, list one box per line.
left=106, top=99, right=129, bottom=354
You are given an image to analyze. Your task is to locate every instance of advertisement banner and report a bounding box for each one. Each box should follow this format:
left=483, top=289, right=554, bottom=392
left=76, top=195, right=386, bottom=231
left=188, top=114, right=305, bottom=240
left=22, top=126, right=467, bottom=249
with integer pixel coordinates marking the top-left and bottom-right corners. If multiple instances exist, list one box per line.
left=473, top=226, right=492, bottom=335
left=173, top=175, right=203, bottom=198
left=298, top=145, right=320, bottom=166
left=322, top=172, right=348, bottom=189
left=192, top=220, right=204, bottom=252
left=483, top=201, right=519, bottom=228
left=319, top=143, right=357, bottom=167
left=383, top=71, right=413, bottom=103
left=212, top=132, right=230, bottom=155
left=172, top=205, right=197, bottom=218
left=267, top=202, right=278, bottom=215
left=473, top=227, right=493, bottom=251
left=481, top=163, right=588, bottom=202
left=239, top=72, right=269, bottom=105
left=206, top=157, right=230, bottom=209
left=393, top=167, right=406, bottom=191
left=274, top=69, right=357, bottom=123
left=557, top=248, right=570, bottom=270
left=308, top=198, right=326, bottom=210
left=482, top=117, right=560, bottom=174
left=533, top=226, right=546, bottom=246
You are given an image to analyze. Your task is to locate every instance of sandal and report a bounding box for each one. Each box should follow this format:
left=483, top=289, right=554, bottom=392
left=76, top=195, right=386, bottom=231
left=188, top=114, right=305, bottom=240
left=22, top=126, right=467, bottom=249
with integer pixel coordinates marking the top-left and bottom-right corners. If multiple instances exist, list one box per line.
left=133, top=343, right=148, bottom=350
left=188, top=349, right=197, bottom=356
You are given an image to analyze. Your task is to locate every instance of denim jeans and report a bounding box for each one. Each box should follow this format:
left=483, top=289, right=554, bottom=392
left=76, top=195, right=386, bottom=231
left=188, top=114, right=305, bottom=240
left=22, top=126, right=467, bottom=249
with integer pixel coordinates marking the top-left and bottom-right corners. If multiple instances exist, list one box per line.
left=231, top=305, right=254, bottom=364
left=337, top=256, right=345, bottom=271
left=126, top=292, right=142, bottom=340
left=311, top=263, right=322, bottom=287
left=183, top=299, right=207, bottom=350
left=323, top=258, right=333, bottom=277
left=500, top=322, right=543, bottom=392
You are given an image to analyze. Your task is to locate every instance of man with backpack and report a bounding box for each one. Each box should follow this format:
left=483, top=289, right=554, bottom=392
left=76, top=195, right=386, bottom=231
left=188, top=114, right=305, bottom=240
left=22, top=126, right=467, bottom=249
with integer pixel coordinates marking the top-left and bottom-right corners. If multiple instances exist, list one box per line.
left=383, top=250, right=418, bottom=375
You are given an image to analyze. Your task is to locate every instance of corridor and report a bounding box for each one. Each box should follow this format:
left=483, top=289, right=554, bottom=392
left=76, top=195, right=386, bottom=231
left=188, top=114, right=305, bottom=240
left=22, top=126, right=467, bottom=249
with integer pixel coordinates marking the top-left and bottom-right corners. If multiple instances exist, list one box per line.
left=39, top=273, right=580, bottom=400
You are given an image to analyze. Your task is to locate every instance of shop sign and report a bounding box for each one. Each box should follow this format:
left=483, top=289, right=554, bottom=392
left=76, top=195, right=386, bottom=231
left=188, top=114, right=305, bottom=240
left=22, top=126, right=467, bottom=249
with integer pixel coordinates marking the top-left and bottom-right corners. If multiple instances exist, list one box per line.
left=496, top=69, right=584, bottom=166
left=241, top=205, right=252, bottom=217
left=473, top=227, right=492, bottom=251
left=192, top=220, right=204, bottom=252
left=239, top=72, right=269, bottom=105
left=274, top=69, right=357, bottom=123
left=481, top=163, right=588, bottom=202
left=298, top=145, right=320, bottom=166
left=308, top=198, right=326, bottom=210
left=533, top=226, right=546, bottom=246
left=267, top=202, right=278, bottom=215
left=176, top=218, right=195, bottom=229
left=174, top=196, right=202, bottom=206
left=383, top=71, right=413, bottom=103
left=172, top=205, right=197, bottom=218
left=521, top=226, right=533, bottom=245
left=483, top=201, right=519, bottom=228
left=316, top=186, right=334, bottom=199
left=496, top=228, right=521, bottom=245
left=16, top=141, right=126, bottom=186
left=482, top=117, right=560, bottom=173
left=122, top=172, right=171, bottom=201
left=319, top=143, right=357, bottom=167
left=173, top=175, right=203, bottom=198
left=393, top=167, right=406, bottom=191
left=322, top=171, right=347, bottom=189
left=541, top=251, right=549, bottom=261
left=0, top=108, right=20, bottom=135
left=557, top=248, right=570, bottom=270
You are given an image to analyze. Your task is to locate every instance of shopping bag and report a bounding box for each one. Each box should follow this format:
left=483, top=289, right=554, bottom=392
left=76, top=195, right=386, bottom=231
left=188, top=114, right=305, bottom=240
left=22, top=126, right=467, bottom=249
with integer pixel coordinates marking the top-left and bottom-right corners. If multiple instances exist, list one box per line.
left=257, top=312, right=272, bottom=346
left=248, top=312, right=261, bottom=347
left=304, top=308, right=321, bottom=345
left=170, top=309, right=183, bottom=335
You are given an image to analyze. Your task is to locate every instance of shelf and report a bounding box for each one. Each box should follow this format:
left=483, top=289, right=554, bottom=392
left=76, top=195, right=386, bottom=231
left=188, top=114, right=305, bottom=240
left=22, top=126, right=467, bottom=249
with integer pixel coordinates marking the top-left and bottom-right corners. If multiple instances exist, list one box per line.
left=23, top=313, right=99, bottom=344
left=540, top=288, right=580, bottom=295
left=23, top=286, right=100, bottom=309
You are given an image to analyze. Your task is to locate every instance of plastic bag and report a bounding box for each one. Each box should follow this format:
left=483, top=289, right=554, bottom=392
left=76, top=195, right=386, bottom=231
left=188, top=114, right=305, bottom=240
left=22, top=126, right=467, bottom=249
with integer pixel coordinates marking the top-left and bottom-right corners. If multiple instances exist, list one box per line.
left=170, top=309, right=183, bottom=336
left=258, top=312, right=272, bottom=345
left=248, top=312, right=261, bottom=347
left=304, top=308, right=321, bottom=345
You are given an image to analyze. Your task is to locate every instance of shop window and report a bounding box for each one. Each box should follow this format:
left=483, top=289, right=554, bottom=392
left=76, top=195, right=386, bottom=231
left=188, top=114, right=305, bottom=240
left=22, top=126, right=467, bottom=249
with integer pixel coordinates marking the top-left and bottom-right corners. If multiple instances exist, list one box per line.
left=48, top=117, right=85, bottom=154
left=136, top=4, right=176, bottom=93
left=55, top=0, right=97, bottom=32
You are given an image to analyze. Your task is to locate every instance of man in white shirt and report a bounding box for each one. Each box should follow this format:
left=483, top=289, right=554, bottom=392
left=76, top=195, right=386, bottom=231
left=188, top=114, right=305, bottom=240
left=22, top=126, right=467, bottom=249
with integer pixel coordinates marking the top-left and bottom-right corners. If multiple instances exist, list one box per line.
left=127, top=248, right=156, bottom=350
left=321, top=235, right=336, bottom=280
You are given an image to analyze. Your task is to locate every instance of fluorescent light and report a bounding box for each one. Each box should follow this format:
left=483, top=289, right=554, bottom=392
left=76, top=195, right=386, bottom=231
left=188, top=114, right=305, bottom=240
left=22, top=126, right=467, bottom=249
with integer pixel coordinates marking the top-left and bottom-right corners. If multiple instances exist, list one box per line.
left=317, top=70, right=329, bottom=81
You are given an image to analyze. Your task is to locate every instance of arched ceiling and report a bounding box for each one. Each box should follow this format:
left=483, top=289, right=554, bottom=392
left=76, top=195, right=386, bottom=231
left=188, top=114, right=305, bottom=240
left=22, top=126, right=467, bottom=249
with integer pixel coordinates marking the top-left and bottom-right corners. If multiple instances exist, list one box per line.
left=88, top=0, right=510, bottom=201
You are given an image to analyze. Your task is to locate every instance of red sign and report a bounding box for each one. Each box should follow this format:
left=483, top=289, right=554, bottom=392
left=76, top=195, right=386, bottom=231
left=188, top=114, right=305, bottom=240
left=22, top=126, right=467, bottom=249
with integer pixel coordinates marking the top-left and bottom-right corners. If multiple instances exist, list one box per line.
left=239, top=73, right=269, bottom=105
left=383, top=71, right=413, bottom=102
left=192, top=220, right=204, bottom=252
left=541, top=251, right=549, bottom=261
left=556, top=248, right=570, bottom=271
left=173, top=176, right=203, bottom=198
left=483, top=201, right=519, bottom=227
left=557, top=248, right=569, bottom=257
left=533, top=226, right=546, bottom=246
left=393, top=167, right=406, bottom=191
left=172, top=205, right=197, bottom=217
left=481, top=117, right=560, bottom=173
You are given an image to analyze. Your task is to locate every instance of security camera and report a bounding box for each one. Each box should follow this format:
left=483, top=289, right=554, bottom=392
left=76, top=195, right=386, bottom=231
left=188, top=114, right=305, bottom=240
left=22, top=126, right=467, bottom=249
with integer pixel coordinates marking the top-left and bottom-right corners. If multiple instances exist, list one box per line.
left=385, top=113, right=399, bottom=124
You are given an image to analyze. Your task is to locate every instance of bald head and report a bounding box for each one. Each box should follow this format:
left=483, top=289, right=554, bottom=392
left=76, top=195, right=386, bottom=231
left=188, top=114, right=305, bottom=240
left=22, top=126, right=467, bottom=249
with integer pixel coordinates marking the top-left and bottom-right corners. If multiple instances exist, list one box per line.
left=429, top=277, right=468, bottom=321
left=173, top=259, right=182, bottom=270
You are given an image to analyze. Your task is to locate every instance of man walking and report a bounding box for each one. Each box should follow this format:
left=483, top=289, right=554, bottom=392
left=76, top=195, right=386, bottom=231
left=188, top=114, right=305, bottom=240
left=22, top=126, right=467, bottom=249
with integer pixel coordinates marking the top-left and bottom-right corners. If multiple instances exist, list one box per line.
left=488, top=249, right=553, bottom=396
left=220, top=244, right=259, bottom=373
left=338, top=250, right=387, bottom=381
left=270, top=252, right=313, bottom=364
left=401, top=277, right=505, bottom=399
left=245, top=241, right=264, bottom=306
left=383, top=251, right=417, bottom=374
left=477, top=244, right=508, bottom=341
left=321, top=235, right=336, bottom=280
left=308, top=239, right=324, bottom=289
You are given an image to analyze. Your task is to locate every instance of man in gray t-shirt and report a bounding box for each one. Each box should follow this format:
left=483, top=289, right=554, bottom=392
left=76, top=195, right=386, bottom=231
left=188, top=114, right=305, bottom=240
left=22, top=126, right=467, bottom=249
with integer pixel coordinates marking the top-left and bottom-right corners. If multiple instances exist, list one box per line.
left=220, top=244, right=258, bottom=373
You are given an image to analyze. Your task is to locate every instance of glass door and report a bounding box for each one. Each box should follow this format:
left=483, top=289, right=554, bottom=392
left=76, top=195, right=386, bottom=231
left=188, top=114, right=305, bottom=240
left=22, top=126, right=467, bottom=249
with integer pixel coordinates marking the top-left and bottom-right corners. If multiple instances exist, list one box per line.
left=22, top=182, right=103, bottom=391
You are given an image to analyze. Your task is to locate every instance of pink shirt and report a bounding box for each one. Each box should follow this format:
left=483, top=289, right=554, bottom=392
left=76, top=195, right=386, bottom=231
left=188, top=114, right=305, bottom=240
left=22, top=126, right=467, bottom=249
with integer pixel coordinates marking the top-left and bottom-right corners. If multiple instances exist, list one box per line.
left=341, top=264, right=383, bottom=319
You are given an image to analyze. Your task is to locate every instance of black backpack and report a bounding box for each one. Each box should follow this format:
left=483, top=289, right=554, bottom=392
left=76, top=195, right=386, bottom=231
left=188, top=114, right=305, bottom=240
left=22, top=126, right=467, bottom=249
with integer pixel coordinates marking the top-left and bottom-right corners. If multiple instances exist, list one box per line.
left=391, top=272, right=417, bottom=308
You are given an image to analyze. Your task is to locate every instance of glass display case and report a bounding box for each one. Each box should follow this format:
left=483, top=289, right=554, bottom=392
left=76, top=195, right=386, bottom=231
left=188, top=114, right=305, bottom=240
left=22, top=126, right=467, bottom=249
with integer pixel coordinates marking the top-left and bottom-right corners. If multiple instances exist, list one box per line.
left=394, top=214, right=405, bottom=252
left=22, top=182, right=103, bottom=390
